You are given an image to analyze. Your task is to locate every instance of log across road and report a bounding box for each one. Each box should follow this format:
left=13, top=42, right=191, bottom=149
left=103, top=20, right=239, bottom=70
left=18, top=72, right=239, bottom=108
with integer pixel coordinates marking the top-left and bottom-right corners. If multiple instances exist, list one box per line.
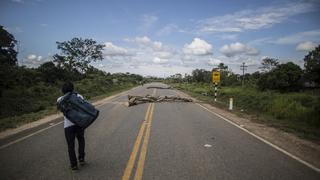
left=0, top=83, right=319, bottom=180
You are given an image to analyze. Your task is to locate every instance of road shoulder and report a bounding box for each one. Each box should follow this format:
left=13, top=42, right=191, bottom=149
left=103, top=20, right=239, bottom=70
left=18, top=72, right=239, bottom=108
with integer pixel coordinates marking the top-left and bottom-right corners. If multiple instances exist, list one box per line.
left=174, top=89, right=320, bottom=170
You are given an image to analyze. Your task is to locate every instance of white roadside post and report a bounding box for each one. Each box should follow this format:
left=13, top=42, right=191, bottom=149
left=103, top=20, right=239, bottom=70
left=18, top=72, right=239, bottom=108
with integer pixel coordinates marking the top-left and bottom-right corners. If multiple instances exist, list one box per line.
left=229, top=98, right=233, bottom=110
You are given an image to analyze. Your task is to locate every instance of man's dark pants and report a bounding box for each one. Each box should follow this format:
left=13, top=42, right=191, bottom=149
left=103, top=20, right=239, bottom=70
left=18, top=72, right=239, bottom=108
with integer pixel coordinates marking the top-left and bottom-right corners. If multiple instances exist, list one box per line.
left=64, top=125, right=85, bottom=167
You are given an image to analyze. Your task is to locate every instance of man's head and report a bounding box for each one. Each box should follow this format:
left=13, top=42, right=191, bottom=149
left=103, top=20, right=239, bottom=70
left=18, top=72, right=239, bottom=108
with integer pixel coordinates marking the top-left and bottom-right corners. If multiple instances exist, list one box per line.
left=62, top=81, right=74, bottom=94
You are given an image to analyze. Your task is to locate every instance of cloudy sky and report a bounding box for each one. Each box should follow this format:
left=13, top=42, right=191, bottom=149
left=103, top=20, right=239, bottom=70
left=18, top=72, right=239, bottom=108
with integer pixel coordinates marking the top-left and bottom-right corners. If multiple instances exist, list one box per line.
left=1, top=0, right=319, bottom=76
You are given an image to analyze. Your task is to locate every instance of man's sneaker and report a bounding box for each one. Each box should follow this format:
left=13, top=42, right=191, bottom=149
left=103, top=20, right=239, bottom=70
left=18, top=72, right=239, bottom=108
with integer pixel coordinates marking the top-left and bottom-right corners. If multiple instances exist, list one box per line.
left=71, top=165, right=79, bottom=171
left=79, top=159, right=86, bottom=166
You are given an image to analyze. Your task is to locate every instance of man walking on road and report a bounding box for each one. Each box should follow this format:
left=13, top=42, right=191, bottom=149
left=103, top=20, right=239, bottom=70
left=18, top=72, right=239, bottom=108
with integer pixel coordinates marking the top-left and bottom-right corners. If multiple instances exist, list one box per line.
left=57, top=82, right=86, bottom=170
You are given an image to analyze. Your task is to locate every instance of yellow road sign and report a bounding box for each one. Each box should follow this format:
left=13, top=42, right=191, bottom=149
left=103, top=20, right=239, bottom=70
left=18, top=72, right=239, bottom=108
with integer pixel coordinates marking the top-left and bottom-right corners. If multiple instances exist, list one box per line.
left=212, top=71, right=220, bottom=83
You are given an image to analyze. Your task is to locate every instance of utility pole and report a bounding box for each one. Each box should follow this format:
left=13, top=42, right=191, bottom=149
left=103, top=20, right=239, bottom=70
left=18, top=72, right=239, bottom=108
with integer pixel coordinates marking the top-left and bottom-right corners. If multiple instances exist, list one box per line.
left=240, top=62, right=247, bottom=87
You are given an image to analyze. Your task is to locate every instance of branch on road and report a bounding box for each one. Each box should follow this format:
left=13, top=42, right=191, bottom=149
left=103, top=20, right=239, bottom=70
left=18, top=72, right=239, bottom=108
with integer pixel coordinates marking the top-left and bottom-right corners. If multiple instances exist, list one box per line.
left=146, top=86, right=172, bottom=89
left=128, top=95, right=193, bottom=106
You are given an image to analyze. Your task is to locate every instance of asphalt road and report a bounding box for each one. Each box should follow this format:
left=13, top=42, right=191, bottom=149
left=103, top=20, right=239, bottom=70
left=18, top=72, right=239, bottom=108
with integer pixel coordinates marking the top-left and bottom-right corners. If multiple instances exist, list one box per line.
left=0, top=83, right=319, bottom=180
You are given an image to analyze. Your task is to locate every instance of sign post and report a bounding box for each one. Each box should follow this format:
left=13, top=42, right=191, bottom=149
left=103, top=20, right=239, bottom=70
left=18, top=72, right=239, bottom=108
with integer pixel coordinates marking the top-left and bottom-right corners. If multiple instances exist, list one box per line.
left=212, top=70, right=220, bottom=102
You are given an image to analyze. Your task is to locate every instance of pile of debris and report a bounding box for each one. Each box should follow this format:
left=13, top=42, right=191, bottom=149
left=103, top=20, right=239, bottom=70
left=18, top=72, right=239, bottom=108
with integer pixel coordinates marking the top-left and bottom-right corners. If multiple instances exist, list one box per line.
left=146, top=86, right=172, bottom=89
left=128, top=95, right=193, bottom=106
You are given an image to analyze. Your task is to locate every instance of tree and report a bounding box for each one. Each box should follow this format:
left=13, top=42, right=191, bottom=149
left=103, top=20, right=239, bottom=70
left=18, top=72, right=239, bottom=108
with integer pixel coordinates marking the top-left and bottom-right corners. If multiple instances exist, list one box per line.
left=192, top=69, right=211, bottom=83
left=304, top=45, right=320, bottom=85
left=259, top=57, right=279, bottom=72
left=257, top=62, right=302, bottom=91
left=53, top=38, right=105, bottom=73
left=215, top=63, right=240, bottom=86
left=222, top=72, right=240, bottom=86
left=184, top=73, right=192, bottom=83
left=0, top=26, right=18, bottom=66
left=217, top=63, right=228, bottom=71
left=0, top=26, right=19, bottom=97
left=38, top=61, right=64, bottom=84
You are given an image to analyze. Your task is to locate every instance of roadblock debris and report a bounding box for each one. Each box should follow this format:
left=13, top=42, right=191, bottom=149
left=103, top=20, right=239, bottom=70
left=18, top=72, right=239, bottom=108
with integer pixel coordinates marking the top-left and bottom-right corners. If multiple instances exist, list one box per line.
left=146, top=86, right=172, bottom=89
left=128, top=95, right=193, bottom=106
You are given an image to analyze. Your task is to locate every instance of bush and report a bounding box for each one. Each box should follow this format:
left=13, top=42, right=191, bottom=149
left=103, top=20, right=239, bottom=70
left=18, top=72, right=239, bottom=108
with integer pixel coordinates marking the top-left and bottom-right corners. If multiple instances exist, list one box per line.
left=257, top=62, right=303, bottom=92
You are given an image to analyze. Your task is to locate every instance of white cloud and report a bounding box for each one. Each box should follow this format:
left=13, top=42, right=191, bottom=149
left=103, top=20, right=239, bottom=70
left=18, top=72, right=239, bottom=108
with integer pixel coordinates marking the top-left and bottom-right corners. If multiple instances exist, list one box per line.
left=157, top=24, right=179, bottom=36
left=181, top=55, right=194, bottom=62
left=296, top=41, right=318, bottom=51
left=98, top=63, right=193, bottom=77
left=153, top=57, right=168, bottom=64
left=23, top=54, right=50, bottom=67
left=198, top=2, right=315, bottom=33
left=125, top=36, right=164, bottom=51
left=100, top=36, right=180, bottom=73
left=130, top=36, right=151, bottom=45
left=37, top=56, right=42, bottom=61
left=153, top=51, right=173, bottom=59
left=248, top=29, right=320, bottom=47
left=140, top=15, right=158, bottom=32
left=152, top=41, right=163, bottom=51
left=220, top=42, right=259, bottom=57
left=103, top=42, right=132, bottom=57
left=183, top=38, right=213, bottom=56
left=27, top=54, right=37, bottom=60
left=11, top=0, right=24, bottom=3
left=98, top=63, right=105, bottom=68
left=275, top=30, right=320, bottom=44
left=207, top=58, right=222, bottom=66
left=98, top=37, right=261, bottom=76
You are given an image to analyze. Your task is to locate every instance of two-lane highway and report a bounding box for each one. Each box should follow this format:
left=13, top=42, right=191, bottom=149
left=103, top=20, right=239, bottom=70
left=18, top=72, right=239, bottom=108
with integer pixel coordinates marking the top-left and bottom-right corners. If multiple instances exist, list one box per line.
left=0, top=83, right=319, bottom=180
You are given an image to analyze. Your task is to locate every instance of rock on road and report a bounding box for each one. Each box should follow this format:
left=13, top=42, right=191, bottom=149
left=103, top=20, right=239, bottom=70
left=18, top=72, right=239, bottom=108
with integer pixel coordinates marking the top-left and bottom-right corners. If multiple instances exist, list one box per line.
left=0, top=83, right=319, bottom=180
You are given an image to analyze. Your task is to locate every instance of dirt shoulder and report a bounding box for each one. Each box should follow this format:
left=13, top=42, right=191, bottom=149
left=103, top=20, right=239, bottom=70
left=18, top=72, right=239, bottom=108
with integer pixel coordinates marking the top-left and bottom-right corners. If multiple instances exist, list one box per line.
left=175, top=89, right=320, bottom=170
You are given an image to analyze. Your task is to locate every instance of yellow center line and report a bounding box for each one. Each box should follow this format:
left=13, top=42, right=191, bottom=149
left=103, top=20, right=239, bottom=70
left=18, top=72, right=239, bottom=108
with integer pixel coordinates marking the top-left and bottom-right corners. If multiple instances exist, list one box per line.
left=134, top=103, right=155, bottom=180
left=122, top=103, right=151, bottom=180
left=122, top=89, right=157, bottom=180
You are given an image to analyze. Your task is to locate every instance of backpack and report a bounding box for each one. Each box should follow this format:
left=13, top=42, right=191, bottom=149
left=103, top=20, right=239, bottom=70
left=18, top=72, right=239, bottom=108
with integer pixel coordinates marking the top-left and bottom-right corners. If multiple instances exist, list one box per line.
left=57, top=92, right=99, bottom=129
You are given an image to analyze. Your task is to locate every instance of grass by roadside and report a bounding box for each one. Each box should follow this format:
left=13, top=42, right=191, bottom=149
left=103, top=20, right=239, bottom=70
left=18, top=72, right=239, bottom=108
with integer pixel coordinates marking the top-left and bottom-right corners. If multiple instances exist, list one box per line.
left=171, top=82, right=320, bottom=142
left=0, top=84, right=137, bottom=132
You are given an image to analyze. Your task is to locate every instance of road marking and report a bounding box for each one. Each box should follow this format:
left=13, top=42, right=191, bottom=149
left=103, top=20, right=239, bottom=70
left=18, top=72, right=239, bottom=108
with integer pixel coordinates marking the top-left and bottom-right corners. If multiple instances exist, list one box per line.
left=122, top=103, right=151, bottom=180
left=196, top=103, right=320, bottom=173
left=0, top=121, right=63, bottom=150
left=122, top=89, right=157, bottom=180
left=134, top=103, right=155, bottom=180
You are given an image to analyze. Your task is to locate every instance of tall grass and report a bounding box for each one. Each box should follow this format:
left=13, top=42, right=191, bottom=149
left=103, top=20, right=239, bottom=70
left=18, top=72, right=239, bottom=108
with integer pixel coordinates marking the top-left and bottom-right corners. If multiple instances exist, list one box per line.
left=172, top=83, right=320, bottom=140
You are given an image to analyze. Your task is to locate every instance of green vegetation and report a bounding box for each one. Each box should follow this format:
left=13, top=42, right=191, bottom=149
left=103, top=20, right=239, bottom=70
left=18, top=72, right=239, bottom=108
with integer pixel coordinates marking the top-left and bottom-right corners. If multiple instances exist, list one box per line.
left=166, top=46, right=320, bottom=141
left=172, top=83, right=320, bottom=140
left=0, top=26, right=143, bottom=131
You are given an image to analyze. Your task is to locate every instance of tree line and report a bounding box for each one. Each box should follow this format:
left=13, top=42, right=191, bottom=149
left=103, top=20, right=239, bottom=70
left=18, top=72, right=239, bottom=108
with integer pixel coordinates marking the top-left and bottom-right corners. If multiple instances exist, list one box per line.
left=167, top=47, right=320, bottom=92
left=0, top=26, right=143, bottom=119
